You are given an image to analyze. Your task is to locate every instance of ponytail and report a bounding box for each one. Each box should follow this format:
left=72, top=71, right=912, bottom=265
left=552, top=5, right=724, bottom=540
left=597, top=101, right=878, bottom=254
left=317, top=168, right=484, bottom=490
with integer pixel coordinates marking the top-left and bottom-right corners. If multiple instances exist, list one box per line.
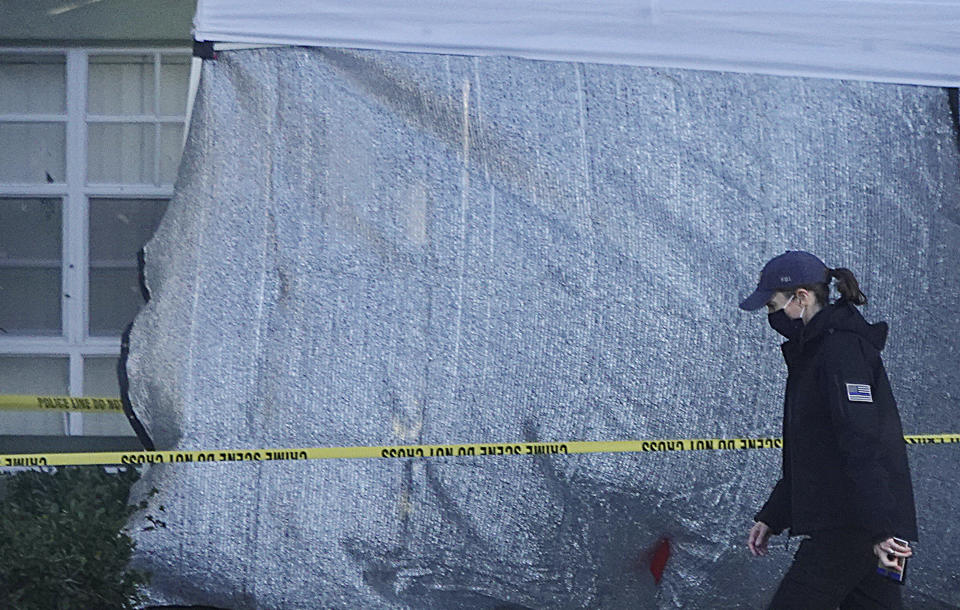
left=829, top=267, right=867, bottom=306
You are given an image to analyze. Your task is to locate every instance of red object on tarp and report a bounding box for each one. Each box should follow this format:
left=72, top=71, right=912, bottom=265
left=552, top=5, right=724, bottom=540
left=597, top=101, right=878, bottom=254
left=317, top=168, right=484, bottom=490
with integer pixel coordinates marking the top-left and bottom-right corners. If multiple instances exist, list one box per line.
left=650, top=537, right=671, bottom=584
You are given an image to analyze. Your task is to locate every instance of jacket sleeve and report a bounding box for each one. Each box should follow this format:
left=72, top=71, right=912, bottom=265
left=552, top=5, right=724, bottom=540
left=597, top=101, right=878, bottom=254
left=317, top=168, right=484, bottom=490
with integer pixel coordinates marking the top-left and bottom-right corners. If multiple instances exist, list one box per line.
left=819, top=332, right=897, bottom=541
left=755, top=477, right=791, bottom=534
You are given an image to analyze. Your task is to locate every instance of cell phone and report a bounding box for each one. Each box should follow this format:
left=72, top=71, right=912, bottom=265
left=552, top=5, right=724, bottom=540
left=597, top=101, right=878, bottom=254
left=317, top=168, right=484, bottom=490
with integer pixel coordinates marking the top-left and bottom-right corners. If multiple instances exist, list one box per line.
left=876, top=537, right=909, bottom=585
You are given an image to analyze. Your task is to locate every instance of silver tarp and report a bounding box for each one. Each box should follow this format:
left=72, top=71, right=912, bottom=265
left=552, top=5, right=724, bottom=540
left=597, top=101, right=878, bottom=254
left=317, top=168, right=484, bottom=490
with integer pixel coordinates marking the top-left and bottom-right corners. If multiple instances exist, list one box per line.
left=126, top=47, right=960, bottom=608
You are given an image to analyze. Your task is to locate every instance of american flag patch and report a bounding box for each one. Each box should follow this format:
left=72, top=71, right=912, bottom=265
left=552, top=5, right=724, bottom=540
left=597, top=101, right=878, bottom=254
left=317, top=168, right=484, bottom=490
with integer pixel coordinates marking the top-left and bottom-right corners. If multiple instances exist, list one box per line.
left=846, top=383, right=874, bottom=403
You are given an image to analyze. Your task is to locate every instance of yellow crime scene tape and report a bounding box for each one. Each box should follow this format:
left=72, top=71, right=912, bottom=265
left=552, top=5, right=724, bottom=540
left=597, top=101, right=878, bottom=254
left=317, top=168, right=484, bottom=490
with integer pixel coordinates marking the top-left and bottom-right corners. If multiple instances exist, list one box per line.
left=1, top=395, right=957, bottom=467
left=0, top=395, right=123, bottom=413
left=1, top=435, right=958, bottom=468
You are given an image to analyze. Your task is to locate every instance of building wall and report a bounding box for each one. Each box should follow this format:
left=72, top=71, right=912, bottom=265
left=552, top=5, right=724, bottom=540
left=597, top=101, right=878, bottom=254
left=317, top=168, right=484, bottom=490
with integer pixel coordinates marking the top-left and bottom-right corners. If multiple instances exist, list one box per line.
left=0, top=2, right=194, bottom=442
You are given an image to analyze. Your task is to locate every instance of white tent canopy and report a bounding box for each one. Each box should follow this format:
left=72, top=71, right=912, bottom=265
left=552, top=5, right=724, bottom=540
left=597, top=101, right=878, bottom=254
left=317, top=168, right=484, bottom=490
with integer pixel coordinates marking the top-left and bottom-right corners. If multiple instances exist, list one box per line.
left=194, top=0, right=960, bottom=87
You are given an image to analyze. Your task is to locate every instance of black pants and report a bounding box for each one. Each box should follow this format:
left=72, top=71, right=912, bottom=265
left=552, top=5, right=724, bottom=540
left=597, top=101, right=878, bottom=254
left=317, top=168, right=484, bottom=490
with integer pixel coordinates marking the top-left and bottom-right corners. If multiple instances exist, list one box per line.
left=768, top=529, right=903, bottom=609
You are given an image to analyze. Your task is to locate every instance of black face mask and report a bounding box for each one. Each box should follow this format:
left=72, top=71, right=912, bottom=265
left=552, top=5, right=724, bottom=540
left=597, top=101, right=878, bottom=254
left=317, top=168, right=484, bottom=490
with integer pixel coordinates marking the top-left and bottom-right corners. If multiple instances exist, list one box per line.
left=768, top=309, right=803, bottom=340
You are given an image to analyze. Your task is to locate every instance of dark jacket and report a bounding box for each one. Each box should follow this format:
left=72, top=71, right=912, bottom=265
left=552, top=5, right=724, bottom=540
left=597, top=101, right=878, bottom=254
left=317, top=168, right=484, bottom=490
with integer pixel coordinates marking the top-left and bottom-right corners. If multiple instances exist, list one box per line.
left=755, top=300, right=918, bottom=542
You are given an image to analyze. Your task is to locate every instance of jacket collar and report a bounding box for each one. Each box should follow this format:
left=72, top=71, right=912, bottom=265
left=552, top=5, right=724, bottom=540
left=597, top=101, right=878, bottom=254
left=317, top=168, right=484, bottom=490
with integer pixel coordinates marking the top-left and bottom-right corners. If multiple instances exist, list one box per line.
left=779, top=300, right=888, bottom=365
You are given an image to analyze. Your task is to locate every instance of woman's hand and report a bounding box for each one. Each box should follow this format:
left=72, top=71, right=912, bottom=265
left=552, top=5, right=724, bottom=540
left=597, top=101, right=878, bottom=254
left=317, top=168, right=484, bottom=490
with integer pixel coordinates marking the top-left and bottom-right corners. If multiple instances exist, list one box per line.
left=748, top=521, right=772, bottom=556
left=873, top=537, right=912, bottom=571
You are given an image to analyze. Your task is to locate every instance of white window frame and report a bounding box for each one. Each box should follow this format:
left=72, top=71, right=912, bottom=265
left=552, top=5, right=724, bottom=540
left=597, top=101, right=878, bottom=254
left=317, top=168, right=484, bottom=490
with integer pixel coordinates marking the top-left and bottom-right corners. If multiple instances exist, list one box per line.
left=0, top=47, right=191, bottom=436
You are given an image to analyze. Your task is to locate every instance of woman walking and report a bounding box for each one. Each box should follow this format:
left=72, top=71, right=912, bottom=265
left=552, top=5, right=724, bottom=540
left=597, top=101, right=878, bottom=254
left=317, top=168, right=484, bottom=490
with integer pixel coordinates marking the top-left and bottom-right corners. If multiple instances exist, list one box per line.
left=739, top=251, right=917, bottom=608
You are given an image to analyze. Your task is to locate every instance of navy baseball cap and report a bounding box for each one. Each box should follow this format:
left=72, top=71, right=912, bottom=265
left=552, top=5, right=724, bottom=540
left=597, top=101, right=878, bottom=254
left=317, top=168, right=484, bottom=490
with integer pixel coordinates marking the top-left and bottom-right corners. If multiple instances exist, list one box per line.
left=739, top=251, right=829, bottom=311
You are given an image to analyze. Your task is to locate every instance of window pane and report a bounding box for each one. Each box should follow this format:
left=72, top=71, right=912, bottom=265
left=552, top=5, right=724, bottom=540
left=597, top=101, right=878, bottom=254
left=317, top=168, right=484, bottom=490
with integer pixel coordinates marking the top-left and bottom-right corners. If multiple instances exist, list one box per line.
left=0, top=269, right=61, bottom=335
left=88, top=54, right=154, bottom=115
left=0, top=198, right=61, bottom=261
left=0, top=122, right=66, bottom=183
left=89, top=268, right=142, bottom=336
left=83, top=357, right=134, bottom=436
left=82, top=357, right=120, bottom=396
left=88, top=198, right=167, bottom=336
left=89, top=198, right=167, bottom=262
left=0, top=356, right=68, bottom=435
left=0, top=54, right=66, bottom=114
left=0, top=198, right=62, bottom=336
left=159, top=123, right=184, bottom=184
left=87, top=123, right=155, bottom=184
left=159, top=55, right=190, bottom=116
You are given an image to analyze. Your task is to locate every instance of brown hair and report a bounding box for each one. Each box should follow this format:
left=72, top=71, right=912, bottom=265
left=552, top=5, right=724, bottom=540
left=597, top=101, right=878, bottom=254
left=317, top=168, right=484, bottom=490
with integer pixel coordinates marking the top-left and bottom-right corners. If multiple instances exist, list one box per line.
left=790, top=267, right=867, bottom=307
left=828, top=267, right=867, bottom=305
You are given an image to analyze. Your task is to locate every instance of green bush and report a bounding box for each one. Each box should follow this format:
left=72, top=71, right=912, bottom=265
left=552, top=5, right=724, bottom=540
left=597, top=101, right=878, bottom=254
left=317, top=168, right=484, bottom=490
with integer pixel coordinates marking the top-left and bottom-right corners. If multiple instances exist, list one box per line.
left=0, top=466, right=149, bottom=609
